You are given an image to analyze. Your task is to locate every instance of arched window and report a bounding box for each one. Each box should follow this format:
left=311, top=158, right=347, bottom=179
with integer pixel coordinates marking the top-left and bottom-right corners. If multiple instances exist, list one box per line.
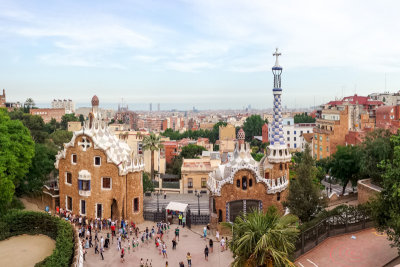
left=236, top=179, right=240, bottom=188
left=242, top=176, right=247, bottom=190
left=280, top=163, right=283, bottom=170
left=249, top=178, right=253, bottom=187
left=277, top=192, right=281, bottom=201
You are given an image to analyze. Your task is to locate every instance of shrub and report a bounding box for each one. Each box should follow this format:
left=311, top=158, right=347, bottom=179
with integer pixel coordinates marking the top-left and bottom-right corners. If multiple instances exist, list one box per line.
left=0, top=210, right=75, bottom=267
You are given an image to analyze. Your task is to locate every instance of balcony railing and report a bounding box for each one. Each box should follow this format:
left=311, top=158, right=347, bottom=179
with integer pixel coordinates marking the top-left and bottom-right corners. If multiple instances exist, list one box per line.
left=79, top=190, right=91, bottom=197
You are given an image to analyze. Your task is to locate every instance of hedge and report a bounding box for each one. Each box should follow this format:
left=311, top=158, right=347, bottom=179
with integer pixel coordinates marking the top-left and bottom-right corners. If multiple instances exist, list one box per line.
left=0, top=210, right=75, bottom=267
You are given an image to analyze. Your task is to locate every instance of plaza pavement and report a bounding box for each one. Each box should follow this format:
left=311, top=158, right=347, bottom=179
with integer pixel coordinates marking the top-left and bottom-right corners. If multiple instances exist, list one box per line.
left=84, top=221, right=233, bottom=267
left=295, top=228, right=398, bottom=267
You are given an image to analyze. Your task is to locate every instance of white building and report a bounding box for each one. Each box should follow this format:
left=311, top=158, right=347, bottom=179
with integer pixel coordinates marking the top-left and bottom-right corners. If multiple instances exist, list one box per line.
left=268, top=118, right=315, bottom=151
left=52, top=99, right=75, bottom=114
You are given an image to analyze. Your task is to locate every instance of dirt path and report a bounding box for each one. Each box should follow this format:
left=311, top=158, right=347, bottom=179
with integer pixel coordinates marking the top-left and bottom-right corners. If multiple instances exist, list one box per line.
left=0, top=234, right=55, bottom=267
left=20, top=197, right=43, bottom=212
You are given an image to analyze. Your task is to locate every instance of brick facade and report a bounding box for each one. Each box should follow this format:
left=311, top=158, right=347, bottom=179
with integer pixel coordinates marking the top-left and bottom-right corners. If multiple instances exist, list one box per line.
left=213, top=169, right=286, bottom=222
left=30, top=108, right=65, bottom=123
left=56, top=96, right=144, bottom=222
left=58, top=135, right=143, bottom=222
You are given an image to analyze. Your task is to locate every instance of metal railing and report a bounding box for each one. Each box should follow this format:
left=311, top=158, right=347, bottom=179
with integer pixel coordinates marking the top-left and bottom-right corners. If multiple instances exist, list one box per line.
left=162, top=181, right=180, bottom=189
left=294, top=209, right=372, bottom=259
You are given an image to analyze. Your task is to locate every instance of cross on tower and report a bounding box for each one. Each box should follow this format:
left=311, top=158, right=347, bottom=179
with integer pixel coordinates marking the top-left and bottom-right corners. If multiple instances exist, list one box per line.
left=273, top=48, right=281, bottom=67
left=78, top=137, right=92, bottom=152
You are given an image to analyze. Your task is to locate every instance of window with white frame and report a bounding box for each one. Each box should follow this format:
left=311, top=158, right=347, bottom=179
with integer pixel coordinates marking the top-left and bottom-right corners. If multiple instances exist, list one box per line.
left=102, top=177, right=112, bottom=190
left=80, top=199, right=86, bottom=215
left=66, top=196, right=72, bottom=211
left=65, top=172, right=72, bottom=185
left=71, top=154, right=77, bottom=164
left=94, top=156, right=101, bottom=166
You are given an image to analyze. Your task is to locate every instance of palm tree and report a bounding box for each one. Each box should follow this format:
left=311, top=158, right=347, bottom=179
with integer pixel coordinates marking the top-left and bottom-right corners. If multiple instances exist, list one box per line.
left=142, top=133, right=163, bottom=181
left=223, top=206, right=299, bottom=267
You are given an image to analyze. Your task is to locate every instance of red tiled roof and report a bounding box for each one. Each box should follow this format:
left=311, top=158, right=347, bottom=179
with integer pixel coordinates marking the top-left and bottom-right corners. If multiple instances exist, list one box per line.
left=327, top=94, right=384, bottom=106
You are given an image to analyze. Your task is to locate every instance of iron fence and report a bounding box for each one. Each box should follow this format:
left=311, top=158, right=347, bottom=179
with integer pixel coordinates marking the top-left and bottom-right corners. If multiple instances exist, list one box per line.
left=143, top=210, right=166, bottom=222
left=162, top=181, right=180, bottom=189
left=294, top=208, right=373, bottom=259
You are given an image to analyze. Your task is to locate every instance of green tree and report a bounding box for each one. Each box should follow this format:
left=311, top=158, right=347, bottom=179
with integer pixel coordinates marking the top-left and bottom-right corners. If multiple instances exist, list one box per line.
left=142, top=172, right=155, bottom=193
left=16, top=113, right=48, bottom=143
left=243, top=115, right=264, bottom=142
left=330, top=145, right=361, bottom=195
left=180, top=144, right=206, bottom=159
left=371, top=133, right=400, bottom=253
left=44, top=118, right=61, bottom=134
left=20, top=143, right=56, bottom=194
left=79, top=114, right=85, bottom=123
left=50, top=130, right=73, bottom=148
left=358, top=129, right=393, bottom=185
left=293, top=113, right=316, bottom=123
left=223, top=206, right=299, bottom=267
left=60, top=113, right=79, bottom=130
left=284, top=144, right=327, bottom=222
left=24, top=98, right=36, bottom=113
left=0, top=109, right=35, bottom=212
left=143, top=133, right=164, bottom=181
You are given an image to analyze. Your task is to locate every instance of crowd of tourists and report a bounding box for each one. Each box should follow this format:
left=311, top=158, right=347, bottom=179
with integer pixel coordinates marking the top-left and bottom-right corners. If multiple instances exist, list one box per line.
left=57, top=207, right=228, bottom=266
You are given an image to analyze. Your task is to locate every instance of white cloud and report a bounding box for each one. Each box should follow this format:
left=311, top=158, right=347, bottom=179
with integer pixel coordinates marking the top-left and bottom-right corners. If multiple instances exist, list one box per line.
left=165, top=61, right=215, bottom=72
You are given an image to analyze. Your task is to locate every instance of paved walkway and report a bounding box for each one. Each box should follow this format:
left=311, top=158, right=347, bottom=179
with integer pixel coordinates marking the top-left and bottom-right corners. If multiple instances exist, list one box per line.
left=295, top=228, right=397, bottom=267
left=84, top=221, right=233, bottom=267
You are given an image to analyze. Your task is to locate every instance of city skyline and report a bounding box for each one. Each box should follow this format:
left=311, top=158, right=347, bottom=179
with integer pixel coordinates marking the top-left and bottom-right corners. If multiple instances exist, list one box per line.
left=1, top=0, right=400, bottom=109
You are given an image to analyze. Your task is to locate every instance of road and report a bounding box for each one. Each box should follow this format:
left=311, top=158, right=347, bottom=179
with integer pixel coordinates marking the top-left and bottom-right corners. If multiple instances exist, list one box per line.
left=321, top=179, right=356, bottom=196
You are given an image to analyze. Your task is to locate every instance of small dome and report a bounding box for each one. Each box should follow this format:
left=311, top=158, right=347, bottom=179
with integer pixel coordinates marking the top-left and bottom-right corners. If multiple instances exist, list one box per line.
left=237, top=128, right=245, bottom=140
left=91, top=95, right=99, bottom=106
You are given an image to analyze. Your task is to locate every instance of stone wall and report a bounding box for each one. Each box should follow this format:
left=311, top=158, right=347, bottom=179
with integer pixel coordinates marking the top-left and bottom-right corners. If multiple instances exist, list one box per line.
left=213, top=169, right=286, bottom=222
left=59, top=135, right=143, bottom=222
left=357, top=178, right=382, bottom=204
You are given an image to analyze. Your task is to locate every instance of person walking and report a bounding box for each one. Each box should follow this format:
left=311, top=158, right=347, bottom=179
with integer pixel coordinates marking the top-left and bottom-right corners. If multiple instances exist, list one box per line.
left=175, top=227, right=180, bottom=241
left=209, top=238, right=213, bottom=253
left=172, top=237, right=177, bottom=250
left=203, top=226, right=207, bottom=240
left=204, top=245, right=209, bottom=261
left=178, top=213, right=182, bottom=225
left=215, top=230, right=220, bottom=241
left=182, top=216, right=186, bottom=228
left=186, top=252, right=192, bottom=267
left=220, top=237, right=226, bottom=252
left=94, top=241, right=99, bottom=254
left=120, top=247, right=125, bottom=263
left=100, top=246, right=104, bottom=260
left=162, top=242, right=168, bottom=258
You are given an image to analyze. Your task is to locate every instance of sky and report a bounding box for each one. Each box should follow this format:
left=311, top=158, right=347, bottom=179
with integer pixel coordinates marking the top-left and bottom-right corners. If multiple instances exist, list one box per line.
left=1, top=0, right=400, bottom=110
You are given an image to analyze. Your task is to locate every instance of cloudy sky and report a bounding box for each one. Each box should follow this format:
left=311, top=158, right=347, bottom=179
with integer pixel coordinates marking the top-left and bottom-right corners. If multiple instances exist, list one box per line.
left=1, top=0, right=400, bottom=110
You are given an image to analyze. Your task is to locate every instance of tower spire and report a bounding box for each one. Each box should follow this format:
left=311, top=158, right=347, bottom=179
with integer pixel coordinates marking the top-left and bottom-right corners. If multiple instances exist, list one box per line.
left=268, top=48, right=290, bottom=163
left=273, top=48, right=281, bottom=68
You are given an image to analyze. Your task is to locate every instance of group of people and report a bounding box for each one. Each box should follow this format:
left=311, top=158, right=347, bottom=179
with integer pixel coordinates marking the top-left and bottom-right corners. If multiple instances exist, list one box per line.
left=56, top=207, right=229, bottom=266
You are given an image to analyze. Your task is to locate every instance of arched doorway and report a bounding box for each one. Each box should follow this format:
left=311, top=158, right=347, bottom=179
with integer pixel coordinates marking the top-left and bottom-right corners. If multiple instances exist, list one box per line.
left=228, top=199, right=261, bottom=222
left=111, top=199, right=119, bottom=220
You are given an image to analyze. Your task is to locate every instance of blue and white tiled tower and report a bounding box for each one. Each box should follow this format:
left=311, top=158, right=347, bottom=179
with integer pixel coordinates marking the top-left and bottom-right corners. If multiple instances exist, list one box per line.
left=268, top=48, right=291, bottom=163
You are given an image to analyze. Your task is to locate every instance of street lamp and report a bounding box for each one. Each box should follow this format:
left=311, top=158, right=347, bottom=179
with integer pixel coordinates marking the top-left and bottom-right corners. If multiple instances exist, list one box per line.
left=195, top=190, right=202, bottom=216
left=155, top=191, right=161, bottom=212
